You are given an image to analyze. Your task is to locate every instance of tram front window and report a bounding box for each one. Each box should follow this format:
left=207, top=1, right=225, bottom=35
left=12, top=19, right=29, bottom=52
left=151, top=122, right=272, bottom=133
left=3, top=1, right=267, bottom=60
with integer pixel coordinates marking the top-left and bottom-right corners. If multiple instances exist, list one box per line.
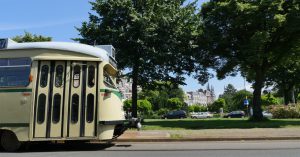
left=103, top=71, right=116, bottom=89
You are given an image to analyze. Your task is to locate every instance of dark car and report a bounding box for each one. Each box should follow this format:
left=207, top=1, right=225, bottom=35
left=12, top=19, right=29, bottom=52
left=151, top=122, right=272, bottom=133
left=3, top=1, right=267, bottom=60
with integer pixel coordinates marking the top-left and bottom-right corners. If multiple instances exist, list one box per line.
left=161, top=110, right=187, bottom=119
left=224, top=111, right=245, bottom=118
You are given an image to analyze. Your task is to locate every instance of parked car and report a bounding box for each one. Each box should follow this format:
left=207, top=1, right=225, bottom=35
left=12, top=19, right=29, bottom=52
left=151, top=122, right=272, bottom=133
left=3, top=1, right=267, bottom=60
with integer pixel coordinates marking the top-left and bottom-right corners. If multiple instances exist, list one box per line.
left=205, top=112, right=213, bottom=118
left=263, top=111, right=273, bottom=118
left=224, top=111, right=245, bottom=118
left=191, top=112, right=212, bottom=119
left=161, top=110, right=187, bottom=119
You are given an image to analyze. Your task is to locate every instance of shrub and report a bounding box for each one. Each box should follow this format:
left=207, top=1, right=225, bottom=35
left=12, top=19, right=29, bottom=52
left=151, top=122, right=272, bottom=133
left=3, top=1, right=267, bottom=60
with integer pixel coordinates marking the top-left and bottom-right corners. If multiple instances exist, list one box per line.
left=270, top=105, right=300, bottom=119
left=137, top=99, right=152, bottom=115
left=157, top=108, right=169, bottom=116
left=261, top=94, right=279, bottom=106
left=123, top=99, right=152, bottom=115
left=208, top=98, right=225, bottom=113
left=188, top=104, right=207, bottom=112
left=167, top=98, right=184, bottom=110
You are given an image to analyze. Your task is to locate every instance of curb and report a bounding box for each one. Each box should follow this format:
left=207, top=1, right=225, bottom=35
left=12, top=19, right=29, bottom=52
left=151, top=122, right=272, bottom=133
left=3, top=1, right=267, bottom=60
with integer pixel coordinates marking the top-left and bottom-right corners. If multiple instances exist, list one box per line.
left=116, top=137, right=300, bottom=142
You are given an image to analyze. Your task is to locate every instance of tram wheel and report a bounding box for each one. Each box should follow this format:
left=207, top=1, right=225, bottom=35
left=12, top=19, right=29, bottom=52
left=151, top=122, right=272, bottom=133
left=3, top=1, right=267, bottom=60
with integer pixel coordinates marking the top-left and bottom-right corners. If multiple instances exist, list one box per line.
left=0, top=131, right=21, bottom=152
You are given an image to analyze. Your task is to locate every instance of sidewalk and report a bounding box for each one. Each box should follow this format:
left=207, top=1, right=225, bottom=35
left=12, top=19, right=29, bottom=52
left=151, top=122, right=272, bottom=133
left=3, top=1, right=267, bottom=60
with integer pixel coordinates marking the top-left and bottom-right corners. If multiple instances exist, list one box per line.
left=117, top=128, right=300, bottom=142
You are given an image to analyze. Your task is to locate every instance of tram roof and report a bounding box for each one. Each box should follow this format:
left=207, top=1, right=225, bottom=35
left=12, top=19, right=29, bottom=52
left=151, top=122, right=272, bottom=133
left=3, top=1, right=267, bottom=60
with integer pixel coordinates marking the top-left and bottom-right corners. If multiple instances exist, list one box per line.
left=2, top=39, right=110, bottom=61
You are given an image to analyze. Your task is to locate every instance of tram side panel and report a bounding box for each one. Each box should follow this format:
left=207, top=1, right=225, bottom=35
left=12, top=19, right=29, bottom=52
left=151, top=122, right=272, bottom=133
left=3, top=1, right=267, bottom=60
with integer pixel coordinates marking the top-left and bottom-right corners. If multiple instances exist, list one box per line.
left=0, top=57, right=35, bottom=142
left=98, top=62, right=125, bottom=140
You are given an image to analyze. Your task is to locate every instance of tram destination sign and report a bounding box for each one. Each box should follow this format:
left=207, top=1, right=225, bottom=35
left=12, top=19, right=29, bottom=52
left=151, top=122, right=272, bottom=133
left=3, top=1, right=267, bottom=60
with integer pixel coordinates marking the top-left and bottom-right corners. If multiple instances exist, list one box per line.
left=0, top=39, right=8, bottom=49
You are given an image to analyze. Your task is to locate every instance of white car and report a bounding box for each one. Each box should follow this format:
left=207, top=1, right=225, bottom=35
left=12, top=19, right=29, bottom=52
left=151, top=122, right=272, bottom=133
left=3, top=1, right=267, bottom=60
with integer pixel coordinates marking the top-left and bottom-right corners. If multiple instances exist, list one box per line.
left=205, top=112, right=213, bottom=118
left=263, top=111, right=273, bottom=118
left=191, top=112, right=212, bottom=119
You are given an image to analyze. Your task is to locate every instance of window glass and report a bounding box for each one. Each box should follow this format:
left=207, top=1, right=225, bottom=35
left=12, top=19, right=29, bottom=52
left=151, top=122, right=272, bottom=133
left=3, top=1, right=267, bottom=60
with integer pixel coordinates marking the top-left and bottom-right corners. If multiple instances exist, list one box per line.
left=40, top=65, right=49, bottom=88
left=86, top=94, right=94, bottom=123
left=0, top=58, right=31, bottom=87
left=52, top=94, right=61, bottom=124
left=88, top=66, right=95, bottom=87
left=103, top=71, right=116, bottom=89
left=55, top=65, right=64, bottom=87
left=73, top=65, right=80, bottom=88
left=71, top=94, right=79, bottom=123
left=37, top=94, right=46, bottom=124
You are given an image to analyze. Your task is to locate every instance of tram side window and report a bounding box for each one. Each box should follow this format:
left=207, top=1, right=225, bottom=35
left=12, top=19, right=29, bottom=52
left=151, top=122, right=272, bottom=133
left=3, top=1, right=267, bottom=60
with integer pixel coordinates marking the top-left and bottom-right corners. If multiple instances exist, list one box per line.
left=0, top=58, right=31, bottom=87
left=88, top=65, right=95, bottom=87
left=55, top=65, right=64, bottom=87
left=103, top=71, right=116, bottom=89
left=73, top=65, right=81, bottom=88
left=40, top=65, right=49, bottom=88
left=86, top=94, right=94, bottom=123
left=71, top=94, right=79, bottom=123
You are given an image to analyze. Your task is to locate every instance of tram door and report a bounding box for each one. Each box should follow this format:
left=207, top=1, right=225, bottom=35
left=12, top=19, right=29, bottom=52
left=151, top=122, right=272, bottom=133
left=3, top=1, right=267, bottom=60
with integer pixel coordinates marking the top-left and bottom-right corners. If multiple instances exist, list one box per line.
left=34, top=61, right=66, bottom=138
left=68, top=61, right=97, bottom=137
left=34, top=61, right=97, bottom=138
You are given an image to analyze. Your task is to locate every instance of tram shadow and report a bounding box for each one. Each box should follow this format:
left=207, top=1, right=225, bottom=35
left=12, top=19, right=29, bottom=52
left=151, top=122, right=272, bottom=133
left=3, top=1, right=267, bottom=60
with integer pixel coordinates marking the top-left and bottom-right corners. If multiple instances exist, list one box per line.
left=18, top=142, right=116, bottom=152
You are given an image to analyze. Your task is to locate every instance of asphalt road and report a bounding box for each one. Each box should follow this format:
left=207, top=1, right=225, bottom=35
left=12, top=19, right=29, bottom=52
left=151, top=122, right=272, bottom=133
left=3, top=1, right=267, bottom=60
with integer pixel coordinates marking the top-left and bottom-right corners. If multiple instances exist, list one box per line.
left=1, top=140, right=300, bottom=157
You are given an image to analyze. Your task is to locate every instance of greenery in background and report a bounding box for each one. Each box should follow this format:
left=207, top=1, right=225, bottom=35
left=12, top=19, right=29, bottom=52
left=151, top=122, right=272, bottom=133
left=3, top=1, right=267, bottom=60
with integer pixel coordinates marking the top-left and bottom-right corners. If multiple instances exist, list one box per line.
left=188, top=104, right=208, bottom=112
left=208, top=98, right=225, bottom=113
left=219, top=84, right=281, bottom=113
left=12, top=31, right=52, bottom=42
left=138, top=82, right=186, bottom=110
left=261, top=94, right=280, bottom=107
left=230, top=90, right=253, bottom=112
left=198, top=0, right=300, bottom=121
left=219, top=84, right=237, bottom=112
left=267, top=59, right=300, bottom=105
left=166, top=98, right=185, bottom=110
left=75, top=0, right=202, bottom=118
left=123, top=99, right=152, bottom=115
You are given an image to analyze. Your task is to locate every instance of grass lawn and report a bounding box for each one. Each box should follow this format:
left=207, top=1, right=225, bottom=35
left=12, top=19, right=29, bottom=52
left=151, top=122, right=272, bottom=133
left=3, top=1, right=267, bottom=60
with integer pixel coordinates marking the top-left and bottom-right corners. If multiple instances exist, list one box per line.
left=142, top=118, right=300, bottom=130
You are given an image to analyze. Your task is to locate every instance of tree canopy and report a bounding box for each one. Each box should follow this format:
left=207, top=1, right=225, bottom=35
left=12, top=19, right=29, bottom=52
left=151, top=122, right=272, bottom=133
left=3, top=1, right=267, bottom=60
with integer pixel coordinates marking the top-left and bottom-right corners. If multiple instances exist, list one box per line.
left=12, top=31, right=52, bottom=43
left=138, top=82, right=186, bottom=110
left=75, top=0, right=202, bottom=117
left=198, top=0, right=300, bottom=120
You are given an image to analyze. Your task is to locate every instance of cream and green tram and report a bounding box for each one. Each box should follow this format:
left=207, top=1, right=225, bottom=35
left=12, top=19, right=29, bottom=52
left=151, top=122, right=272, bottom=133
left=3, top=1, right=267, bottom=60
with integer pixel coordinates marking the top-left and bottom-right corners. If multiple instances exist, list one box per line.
left=0, top=38, right=127, bottom=151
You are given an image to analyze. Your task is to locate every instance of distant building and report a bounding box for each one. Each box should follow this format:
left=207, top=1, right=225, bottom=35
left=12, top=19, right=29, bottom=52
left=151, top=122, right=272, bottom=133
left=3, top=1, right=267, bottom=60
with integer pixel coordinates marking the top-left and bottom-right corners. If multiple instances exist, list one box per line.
left=185, top=84, right=216, bottom=106
left=117, top=77, right=141, bottom=101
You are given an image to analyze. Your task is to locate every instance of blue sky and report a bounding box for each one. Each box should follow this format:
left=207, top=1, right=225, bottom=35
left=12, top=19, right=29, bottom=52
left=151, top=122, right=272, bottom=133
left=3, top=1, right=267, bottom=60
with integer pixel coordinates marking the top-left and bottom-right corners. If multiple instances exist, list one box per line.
left=0, top=0, right=252, bottom=96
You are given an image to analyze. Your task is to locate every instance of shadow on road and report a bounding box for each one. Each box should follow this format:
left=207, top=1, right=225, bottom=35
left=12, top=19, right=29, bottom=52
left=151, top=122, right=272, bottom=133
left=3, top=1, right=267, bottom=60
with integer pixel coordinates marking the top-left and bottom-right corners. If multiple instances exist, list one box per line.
left=0, top=142, right=120, bottom=153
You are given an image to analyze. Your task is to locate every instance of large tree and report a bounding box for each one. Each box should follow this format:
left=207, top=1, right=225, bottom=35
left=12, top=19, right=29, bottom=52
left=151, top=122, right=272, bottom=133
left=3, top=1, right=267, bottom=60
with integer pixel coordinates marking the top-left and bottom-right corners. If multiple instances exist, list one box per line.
left=12, top=31, right=52, bottom=42
left=199, top=0, right=300, bottom=120
left=75, top=0, right=203, bottom=117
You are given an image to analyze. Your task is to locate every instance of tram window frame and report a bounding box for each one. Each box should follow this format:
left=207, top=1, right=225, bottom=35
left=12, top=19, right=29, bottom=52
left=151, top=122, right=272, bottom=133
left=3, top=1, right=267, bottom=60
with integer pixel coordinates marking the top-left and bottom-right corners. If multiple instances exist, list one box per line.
left=73, top=65, right=81, bottom=88
left=40, top=65, right=49, bottom=88
left=55, top=65, right=64, bottom=87
left=71, top=94, right=79, bottom=124
left=103, top=71, right=117, bottom=89
left=52, top=94, right=61, bottom=124
left=88, top=65, right=95, bottom=87
left=0, top=58, right=32, bottom=88
left=37, top=94, right=46, bottom=124
left=86, top=94, right=94, bottom=123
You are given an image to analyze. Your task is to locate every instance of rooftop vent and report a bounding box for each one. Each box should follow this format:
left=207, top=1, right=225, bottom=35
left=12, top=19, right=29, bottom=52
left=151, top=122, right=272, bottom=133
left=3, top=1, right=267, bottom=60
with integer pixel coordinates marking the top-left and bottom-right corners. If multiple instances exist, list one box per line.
left=95, top=45, right=115, bottom=60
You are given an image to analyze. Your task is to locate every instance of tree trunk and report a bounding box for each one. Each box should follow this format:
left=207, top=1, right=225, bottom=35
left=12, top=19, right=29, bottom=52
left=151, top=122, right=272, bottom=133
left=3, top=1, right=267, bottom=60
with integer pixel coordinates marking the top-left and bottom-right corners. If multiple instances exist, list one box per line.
left=131, top=63, right=138, bottom=118
left=290, top=86, right=295, bottom=104
left=252, top=69, right=264, bottom=121
left=283, top=88, right=290, bottom=105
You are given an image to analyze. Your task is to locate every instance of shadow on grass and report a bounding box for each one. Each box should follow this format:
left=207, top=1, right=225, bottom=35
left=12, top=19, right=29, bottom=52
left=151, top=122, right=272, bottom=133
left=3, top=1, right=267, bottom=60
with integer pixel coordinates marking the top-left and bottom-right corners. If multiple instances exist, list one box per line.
left=143, top=119, right=300, bottom=130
